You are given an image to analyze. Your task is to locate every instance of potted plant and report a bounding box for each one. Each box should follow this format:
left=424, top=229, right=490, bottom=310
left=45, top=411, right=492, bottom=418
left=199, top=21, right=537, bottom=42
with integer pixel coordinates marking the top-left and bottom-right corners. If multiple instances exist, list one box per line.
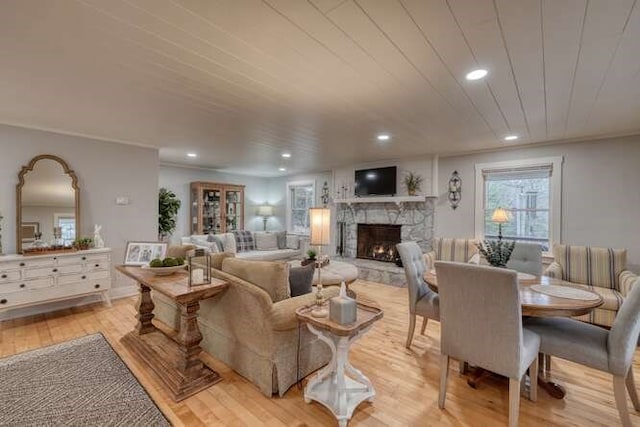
left=476, top=240, right=516, bottom=268
left=159, top=188, right=181, bottom=241
left=302, top=249, right=317, bottom=266
left=73, top=237, right=93, bottom=250
left=404, top=172, right=424, bottom=196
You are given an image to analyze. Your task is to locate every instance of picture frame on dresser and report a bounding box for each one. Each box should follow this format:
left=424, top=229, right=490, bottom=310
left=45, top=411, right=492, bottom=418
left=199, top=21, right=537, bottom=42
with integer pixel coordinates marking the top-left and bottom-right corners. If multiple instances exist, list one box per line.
left=20, top=222, right=39, bottom=243
left=124, top=242, right=167, bottom=266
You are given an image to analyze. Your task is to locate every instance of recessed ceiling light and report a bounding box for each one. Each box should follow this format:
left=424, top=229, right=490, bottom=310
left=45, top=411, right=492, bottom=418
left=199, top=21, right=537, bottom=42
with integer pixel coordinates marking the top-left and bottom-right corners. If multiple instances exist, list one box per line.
left=377, top=134, right=390, bottom=141
left=279, top=167, right=286, bottom=172
left=466, top=69, right=488, bottom=81
left=504, top=135, right=519, bottom=141
left=281, top=153, right=291, bottom=158
left=187, top=153, right=197, bottom=158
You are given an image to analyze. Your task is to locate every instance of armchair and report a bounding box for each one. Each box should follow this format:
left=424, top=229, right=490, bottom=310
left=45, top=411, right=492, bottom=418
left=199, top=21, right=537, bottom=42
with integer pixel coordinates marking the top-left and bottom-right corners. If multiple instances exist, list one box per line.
left=544, top=244, right=638, bottom=327
left=424, top=237, right=478, bottom=270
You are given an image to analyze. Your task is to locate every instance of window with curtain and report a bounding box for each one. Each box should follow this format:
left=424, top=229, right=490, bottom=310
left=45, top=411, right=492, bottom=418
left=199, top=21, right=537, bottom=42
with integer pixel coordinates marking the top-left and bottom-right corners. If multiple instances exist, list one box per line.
left=286, top=181, right=314, bottom=234
left=475, top=157, right=563, bottom=251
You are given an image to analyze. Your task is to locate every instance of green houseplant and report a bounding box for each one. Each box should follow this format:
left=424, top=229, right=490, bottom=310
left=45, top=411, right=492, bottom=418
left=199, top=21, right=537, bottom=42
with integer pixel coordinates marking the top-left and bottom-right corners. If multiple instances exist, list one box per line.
left=73, top=237, right=93, bottom=250
left=404, top=172, right=424, bottom=196
left=159, top=188, right=181, bottom=241
left=476, top=240, right=516, bottom=268
left=302, top=249, right=317, bottom=266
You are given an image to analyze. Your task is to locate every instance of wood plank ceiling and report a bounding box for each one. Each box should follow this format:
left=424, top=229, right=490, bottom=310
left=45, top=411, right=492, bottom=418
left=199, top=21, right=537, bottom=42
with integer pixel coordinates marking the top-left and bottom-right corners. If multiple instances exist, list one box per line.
left=0, top=0, right=638, bottom=176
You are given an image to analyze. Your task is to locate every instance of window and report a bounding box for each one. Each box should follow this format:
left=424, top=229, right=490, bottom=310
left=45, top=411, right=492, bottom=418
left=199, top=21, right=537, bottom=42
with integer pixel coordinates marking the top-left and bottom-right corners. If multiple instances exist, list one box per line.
left=475, top=157, right=563, bottom=250
left=54, top=213, right=75, bottom=245
left=286, top=181, right=315, bottom=234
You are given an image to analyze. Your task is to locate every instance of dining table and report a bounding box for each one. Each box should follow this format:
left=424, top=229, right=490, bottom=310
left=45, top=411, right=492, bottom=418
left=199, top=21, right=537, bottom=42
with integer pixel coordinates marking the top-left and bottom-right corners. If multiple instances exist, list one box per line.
left=423, top=269, right=604, bottom=399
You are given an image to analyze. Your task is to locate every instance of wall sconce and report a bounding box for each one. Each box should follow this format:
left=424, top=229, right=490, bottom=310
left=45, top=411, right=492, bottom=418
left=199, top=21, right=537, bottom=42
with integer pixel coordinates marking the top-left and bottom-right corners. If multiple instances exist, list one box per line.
left=257, top=205, right=273, bottom=231
left=448, top=171, right=462, bottom=210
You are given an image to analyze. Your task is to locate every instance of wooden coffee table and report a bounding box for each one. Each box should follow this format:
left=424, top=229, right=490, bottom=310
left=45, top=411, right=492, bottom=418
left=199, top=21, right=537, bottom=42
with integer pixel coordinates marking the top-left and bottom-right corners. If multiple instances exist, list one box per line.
left=296, top=302, right=383, bottom=427
left=116, top=265, right=228, bottom=401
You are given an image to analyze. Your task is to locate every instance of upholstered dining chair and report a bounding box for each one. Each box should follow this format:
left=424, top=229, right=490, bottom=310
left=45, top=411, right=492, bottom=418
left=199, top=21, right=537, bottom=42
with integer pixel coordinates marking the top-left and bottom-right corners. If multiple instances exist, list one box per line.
left=507, top=242, right=542, bottom=276
left=396, top=242, right=439, bottom=348
left=524, top=278, right=640, bottom=427
left=436, top=261, right=539, bottom=427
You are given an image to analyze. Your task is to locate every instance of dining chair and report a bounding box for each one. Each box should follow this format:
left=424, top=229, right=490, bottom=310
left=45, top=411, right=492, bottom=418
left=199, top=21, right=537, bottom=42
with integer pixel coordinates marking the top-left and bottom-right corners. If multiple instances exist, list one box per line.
left=396, top=242, right=439, bottom=348
left=507, top=242, right=542, bottom=276
left=436, top=261, right=540, bottom=427
left=524, top=278, right=640, bottom=427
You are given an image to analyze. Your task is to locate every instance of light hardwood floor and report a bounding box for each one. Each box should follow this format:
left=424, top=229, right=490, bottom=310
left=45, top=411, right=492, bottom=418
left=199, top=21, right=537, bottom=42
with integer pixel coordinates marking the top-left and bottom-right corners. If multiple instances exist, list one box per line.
left=1, top=280, right=637, bottom=426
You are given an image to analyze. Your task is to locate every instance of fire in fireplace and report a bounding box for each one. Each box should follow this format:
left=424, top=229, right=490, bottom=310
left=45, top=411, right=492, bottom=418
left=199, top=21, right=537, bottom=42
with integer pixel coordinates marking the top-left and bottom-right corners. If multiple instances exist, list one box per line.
left=357, top=224, right=402, bottom=263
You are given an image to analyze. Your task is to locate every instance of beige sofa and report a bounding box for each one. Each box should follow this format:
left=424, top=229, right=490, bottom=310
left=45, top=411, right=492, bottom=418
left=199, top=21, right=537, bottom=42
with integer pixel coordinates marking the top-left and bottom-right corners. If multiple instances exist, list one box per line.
left=152, top=254, right=339, bottom=397
left=181, top=231, right=301, bottom=261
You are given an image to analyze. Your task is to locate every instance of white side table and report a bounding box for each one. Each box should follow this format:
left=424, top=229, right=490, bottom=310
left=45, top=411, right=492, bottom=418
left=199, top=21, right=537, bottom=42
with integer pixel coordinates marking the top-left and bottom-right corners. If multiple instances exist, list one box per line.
left=296, top=302, right=383, bottom=426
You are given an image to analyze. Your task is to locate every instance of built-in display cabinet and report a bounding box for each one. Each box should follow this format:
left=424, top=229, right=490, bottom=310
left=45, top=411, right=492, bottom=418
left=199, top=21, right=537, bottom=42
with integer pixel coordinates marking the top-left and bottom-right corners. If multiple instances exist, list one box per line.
left=0, top=248, right=112, bottom=311
left=190, top=182, right=245, bottom=234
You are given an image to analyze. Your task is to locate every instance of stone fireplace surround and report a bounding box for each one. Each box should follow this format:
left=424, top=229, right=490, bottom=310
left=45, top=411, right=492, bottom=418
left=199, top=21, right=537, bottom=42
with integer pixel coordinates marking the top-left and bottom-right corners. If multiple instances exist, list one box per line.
left=336, top=199, right=435, bottom=286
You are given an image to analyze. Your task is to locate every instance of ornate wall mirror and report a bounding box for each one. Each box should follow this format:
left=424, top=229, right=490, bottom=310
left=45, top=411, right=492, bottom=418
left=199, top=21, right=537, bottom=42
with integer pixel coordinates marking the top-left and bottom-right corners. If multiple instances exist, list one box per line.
left=16, top=155, right=79, bottom=253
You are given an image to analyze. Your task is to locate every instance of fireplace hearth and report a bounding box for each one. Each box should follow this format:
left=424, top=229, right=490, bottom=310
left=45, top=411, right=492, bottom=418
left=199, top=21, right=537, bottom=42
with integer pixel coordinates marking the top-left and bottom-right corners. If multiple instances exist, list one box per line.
left=357, top=224, right=402, bottom=263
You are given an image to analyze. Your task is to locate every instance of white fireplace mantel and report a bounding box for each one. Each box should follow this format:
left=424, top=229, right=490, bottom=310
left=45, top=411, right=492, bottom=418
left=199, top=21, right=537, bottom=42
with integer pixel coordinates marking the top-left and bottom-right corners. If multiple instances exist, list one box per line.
left=333, top=195, right=436, bottom=206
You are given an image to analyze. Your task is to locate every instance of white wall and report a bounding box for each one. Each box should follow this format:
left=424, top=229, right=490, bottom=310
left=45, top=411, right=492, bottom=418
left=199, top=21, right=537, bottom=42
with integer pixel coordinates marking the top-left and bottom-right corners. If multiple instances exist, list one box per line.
left=435, top=135, right=640, bottom=270
left=333, top=156, right=435, bottom=198
left=159, top=165, right=286, bottom=241
left=0, top=124, right=159, bottom=292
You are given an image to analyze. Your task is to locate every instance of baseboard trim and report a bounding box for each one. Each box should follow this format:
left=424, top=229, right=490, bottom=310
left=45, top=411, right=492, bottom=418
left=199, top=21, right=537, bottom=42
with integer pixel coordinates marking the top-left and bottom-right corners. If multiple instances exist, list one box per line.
left=0, top=285, right=138, bottom=322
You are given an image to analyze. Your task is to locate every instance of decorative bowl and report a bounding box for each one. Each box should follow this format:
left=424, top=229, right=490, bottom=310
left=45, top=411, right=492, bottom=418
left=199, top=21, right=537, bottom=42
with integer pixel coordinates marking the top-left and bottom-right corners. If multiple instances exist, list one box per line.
left=141, top=264, right=186, bottom=276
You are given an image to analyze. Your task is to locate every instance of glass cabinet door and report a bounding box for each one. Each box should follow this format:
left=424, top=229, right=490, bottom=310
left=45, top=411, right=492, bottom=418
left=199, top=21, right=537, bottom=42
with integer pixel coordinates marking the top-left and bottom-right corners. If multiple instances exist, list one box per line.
left=225, top=189, right=242, bottom=231
left=202, top=189, right=222, bottom=233
left=191, top=187, right=199, bottom=234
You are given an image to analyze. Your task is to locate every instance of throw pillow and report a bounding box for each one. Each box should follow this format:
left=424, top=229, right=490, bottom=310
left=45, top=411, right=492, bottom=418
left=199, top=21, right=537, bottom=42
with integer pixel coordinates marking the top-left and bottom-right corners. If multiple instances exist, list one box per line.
left=289, top=264, right=315, bottom=297
left=286, top=234, right=300, bottom=250
left=221, top=233, right=237, bottom=254
left=207, top=234, right=225, bottom=252
left=190, top=236, right=218, bottom=253
left=276, top=231, right=287, bottom=249
left=254, top=232, right=279, bottom=251
left=233, top=230, right=255, bottom=252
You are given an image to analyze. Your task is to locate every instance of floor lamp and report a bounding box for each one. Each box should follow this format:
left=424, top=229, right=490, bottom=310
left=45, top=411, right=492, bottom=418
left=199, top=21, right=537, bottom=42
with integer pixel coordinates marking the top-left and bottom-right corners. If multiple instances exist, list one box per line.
left=258, top=205, right=273, bottom=231
left=491, top=207, right=510, bottom=240
left=309, top=207, right=331, bottom=318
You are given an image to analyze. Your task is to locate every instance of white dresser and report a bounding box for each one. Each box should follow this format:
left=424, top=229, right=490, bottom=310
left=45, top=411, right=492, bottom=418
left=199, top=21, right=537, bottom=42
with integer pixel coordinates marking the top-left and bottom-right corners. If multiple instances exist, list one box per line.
left=0, top=248, right=112, bottom=311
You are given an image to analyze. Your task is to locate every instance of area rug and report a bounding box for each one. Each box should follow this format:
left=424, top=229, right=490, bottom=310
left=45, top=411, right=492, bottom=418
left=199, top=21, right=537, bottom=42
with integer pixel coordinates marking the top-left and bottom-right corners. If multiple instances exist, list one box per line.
left=0, top=333, right=171, bottom=426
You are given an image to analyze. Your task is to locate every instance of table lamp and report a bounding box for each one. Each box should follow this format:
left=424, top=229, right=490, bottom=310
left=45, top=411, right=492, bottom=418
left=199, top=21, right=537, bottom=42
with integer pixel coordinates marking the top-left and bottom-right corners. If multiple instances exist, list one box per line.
left=491, top=207, right=510, bottom=240
left=309, top=207, right=331, bottom=317
left=257, top=205, right=273, bottom=231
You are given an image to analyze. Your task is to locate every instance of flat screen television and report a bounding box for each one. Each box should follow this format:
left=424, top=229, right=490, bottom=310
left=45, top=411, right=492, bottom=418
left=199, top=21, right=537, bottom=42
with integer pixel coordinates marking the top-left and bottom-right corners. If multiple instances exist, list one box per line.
left=354, top=166, right=397, bottom=196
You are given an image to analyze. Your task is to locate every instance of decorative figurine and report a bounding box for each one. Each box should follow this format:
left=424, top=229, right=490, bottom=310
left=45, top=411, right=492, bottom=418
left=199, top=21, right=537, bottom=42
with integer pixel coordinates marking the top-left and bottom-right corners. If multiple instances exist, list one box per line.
left=94, top=224, right=105, bottom=249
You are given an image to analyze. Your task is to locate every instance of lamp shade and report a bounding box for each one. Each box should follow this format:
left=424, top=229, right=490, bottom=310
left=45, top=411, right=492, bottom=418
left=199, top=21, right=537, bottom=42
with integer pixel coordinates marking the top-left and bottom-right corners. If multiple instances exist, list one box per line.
left=309, top=207, right=331, bottom=246
left=491, top=207, right=510, bottom=224
left=258, top=205, right=273, bottom=217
